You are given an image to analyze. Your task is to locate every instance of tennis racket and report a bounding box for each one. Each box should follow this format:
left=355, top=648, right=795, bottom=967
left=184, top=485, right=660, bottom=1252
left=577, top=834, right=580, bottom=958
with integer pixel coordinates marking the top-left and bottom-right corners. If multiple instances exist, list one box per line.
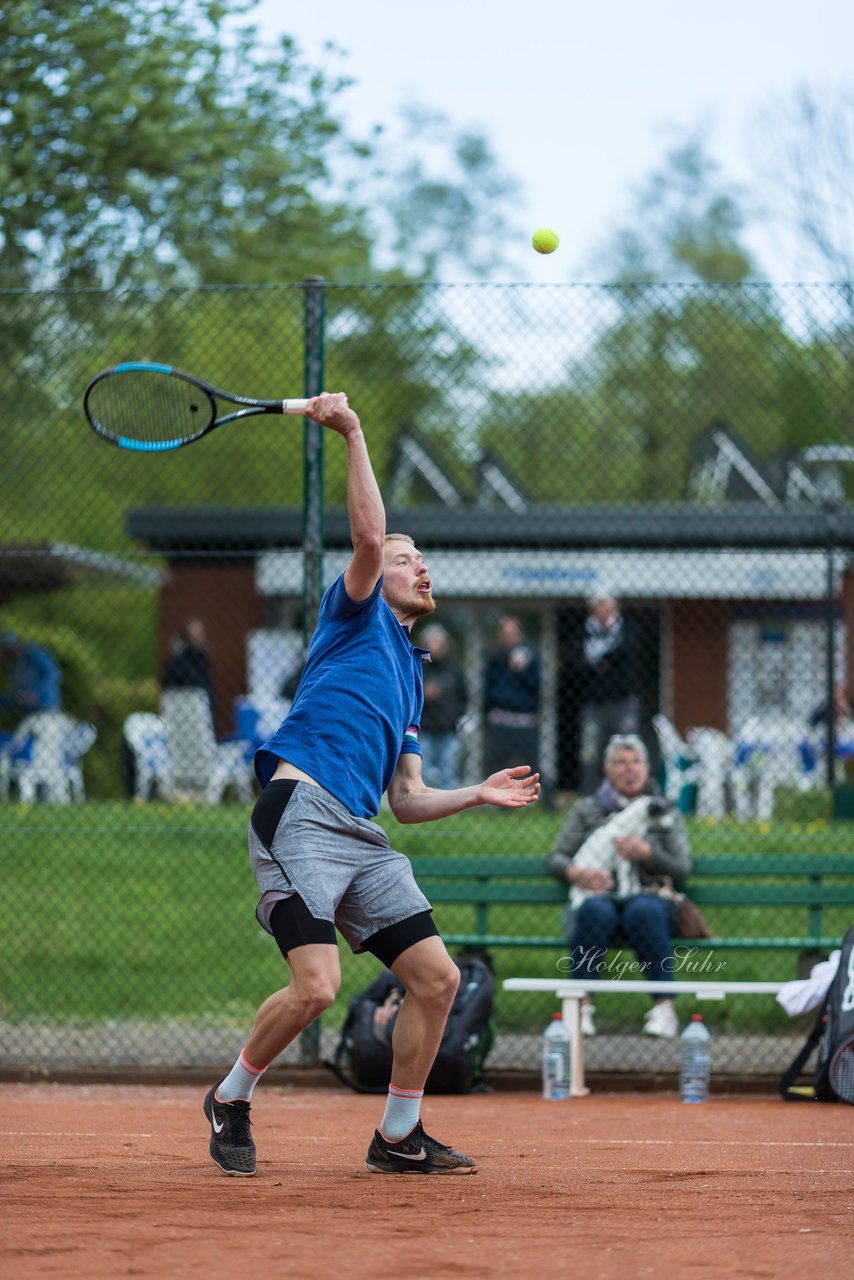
left=829, top=1038, right=854, bottom=1104
left=83, top=362, right=310, bottom=452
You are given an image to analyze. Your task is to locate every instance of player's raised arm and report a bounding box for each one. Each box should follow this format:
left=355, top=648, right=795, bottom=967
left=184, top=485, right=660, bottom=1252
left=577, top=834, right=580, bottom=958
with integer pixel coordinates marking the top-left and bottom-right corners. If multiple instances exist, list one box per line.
left=305, top=392, right=385, bottom=603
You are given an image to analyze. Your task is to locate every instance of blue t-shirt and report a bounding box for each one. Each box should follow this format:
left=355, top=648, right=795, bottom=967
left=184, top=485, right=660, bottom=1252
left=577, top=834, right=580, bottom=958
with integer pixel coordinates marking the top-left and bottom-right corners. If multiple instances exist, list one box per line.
left=255, top=574, right=428, bottom=817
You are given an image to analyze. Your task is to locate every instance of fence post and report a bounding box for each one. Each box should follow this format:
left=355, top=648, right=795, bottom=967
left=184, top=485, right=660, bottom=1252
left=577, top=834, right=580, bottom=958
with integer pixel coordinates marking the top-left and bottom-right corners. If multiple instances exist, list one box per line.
left=302, top=276, right=326, bottom=650
left=299, top=276, right=326, bottom=1065
left=824, top=528, right=836, bottom=797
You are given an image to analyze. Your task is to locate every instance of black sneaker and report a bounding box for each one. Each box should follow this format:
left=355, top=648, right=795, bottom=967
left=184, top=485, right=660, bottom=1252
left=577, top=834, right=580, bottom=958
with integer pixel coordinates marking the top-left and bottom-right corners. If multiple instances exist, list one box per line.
left=203, top=1086, right=256, bottom=1177
left=365, top=1120, right=478, bottom=1175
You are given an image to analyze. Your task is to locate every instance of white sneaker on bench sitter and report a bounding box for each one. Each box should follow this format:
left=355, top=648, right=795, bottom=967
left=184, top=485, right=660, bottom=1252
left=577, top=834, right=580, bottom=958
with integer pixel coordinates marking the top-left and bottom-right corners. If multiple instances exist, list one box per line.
left=643, top=1001, right=678, bottom=1039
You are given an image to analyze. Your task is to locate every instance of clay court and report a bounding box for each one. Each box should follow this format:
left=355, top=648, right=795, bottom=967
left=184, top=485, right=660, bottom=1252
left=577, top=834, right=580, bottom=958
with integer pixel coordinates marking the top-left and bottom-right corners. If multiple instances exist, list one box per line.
left=4, top=1082, right=852, bottom=1278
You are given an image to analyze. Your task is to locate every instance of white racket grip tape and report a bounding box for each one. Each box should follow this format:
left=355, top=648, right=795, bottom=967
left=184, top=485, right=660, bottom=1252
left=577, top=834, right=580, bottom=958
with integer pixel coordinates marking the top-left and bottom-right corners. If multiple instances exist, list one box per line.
left=282, top=399, right=310, bottom=414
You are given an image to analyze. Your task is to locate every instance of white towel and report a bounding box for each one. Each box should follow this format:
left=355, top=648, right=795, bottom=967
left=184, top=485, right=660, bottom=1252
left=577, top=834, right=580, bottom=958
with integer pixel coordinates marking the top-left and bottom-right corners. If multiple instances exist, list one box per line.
left=775, top=951, right=840, bottom=1017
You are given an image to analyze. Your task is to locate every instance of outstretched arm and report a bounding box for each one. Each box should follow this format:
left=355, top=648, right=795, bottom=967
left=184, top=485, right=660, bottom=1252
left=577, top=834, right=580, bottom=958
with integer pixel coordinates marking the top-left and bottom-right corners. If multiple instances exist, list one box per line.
left=306, top=392, right=385, bottom=602
left=387, top=752, right=540, bottom=825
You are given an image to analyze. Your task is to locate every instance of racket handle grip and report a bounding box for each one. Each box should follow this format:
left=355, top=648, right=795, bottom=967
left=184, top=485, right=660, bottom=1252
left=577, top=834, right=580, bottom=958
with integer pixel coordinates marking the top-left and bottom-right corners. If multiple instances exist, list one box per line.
left=282, top=399, right=310, bottom=414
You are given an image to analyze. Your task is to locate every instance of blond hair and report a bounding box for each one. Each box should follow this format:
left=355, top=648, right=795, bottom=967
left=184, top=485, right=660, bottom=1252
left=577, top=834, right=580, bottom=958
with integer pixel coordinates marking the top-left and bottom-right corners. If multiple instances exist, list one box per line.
left=384, top=532, right=414, bottom=545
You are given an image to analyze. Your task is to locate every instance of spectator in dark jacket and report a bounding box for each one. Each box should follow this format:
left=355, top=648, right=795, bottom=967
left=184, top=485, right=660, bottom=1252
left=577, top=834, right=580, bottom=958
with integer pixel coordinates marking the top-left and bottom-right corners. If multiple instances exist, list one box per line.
left=418, top=625, right=468, bottom=790
left=576, top=590, right=639, bottom=795
left=483, top=616, right=540, bottom=780
left=162, top=618, right=214, bottom=712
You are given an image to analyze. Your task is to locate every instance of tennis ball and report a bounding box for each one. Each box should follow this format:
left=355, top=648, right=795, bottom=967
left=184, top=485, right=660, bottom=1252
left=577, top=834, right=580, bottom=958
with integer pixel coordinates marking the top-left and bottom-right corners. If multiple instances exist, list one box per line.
left=532, top=226, right=560, bottom=255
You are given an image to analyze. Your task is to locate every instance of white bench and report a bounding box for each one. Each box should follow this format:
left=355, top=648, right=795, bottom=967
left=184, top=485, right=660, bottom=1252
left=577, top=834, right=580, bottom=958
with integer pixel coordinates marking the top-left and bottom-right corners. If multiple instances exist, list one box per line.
left=502, top=977, right=786, bottom=1097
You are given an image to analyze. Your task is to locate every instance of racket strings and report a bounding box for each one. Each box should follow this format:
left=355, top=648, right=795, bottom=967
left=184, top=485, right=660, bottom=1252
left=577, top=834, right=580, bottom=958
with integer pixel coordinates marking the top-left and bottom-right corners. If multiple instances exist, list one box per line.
left=87, top=373, right=215, bottom=445
left=829, top=1042, right=854, bottom=1104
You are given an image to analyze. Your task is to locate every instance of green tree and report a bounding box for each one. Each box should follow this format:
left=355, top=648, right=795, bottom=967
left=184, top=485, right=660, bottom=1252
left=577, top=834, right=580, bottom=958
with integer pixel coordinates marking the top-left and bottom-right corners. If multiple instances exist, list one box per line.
left=367, top=103, right=524, bottom=280
left=476, top=281, right=851, bottom=505
left=0, top=1, right=375, bottom=290
left=1, top=2, right=523, bottom=291
left=595, top=137, right=754, bottom=286
left=503, top=139, right=800, bottom=502
left=751, top=84, right=854, bottom=290
left=1, top=1, right=523, bottom=551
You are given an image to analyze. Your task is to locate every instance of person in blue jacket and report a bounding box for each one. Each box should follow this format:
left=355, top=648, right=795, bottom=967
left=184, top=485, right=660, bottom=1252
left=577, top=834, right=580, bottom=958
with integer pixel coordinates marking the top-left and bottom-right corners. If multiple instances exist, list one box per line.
left=202, top=392, right=540, bottom=1181
left=0, top=632, right=61, bottom=716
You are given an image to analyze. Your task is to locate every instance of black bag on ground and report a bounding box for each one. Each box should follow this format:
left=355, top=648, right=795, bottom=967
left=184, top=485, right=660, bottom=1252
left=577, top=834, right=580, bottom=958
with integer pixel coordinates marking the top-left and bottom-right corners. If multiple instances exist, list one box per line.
left=325, top=951, right=495, bottom=1095
left=779, top=923, right=854, bottom=1104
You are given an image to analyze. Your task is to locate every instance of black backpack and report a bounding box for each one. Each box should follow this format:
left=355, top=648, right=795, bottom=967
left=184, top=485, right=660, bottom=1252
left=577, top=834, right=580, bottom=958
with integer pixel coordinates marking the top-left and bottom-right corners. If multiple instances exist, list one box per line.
left=780, top=924, right=854, bottom=1104
left=325, top=951, right=495, bottom=1095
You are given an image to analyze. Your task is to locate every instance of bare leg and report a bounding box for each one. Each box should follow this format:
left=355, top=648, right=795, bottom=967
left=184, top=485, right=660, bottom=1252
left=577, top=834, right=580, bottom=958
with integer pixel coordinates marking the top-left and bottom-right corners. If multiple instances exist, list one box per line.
left=388, top=935, right=460, bottom=1089
left=243, top=943, right=341, bottom=1068
left=364, top=937, right=478, bottom=1173
left=204, top=943, right=341, bottom=1177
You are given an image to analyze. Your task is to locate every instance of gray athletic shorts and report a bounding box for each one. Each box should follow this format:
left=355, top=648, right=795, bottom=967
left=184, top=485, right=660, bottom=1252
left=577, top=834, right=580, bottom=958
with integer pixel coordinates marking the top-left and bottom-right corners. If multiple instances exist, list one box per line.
left=247, top=780, right=432, bottom=954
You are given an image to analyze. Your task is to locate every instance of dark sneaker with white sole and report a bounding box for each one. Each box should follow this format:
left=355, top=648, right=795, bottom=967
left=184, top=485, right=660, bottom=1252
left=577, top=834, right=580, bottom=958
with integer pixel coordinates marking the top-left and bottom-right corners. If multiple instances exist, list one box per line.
left=203, top=1086, right=256, bottom=1177
left=365, top=1120, right=478, bottom=1175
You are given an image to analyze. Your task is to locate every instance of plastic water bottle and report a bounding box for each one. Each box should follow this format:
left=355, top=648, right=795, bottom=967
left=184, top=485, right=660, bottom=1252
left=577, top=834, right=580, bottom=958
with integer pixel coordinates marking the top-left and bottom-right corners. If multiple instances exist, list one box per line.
left=680, top=1014, right=711, bottom=1103
left=542, top=1012, right=571, bottom=1100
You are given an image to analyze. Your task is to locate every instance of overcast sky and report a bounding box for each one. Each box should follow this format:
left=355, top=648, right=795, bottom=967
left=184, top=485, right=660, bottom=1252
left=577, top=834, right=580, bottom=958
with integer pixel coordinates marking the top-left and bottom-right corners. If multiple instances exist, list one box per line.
left=254, top=0, right=853, bottom=281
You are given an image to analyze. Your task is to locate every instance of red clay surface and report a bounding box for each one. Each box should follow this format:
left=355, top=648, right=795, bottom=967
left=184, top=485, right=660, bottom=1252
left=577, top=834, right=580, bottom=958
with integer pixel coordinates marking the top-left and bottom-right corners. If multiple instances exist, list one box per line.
left=3, top=1082, right=853, bottom=1279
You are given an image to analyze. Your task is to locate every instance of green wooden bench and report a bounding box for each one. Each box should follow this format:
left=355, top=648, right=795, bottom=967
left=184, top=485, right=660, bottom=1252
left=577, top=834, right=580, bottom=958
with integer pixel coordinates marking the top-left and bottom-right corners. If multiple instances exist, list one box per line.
left=408, top=853, right=854, bottom=954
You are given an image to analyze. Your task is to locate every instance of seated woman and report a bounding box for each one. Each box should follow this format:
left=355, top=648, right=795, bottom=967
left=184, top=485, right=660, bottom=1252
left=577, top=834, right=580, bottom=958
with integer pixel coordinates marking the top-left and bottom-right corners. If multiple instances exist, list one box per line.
left=547, top=734, right=692, bottom=1039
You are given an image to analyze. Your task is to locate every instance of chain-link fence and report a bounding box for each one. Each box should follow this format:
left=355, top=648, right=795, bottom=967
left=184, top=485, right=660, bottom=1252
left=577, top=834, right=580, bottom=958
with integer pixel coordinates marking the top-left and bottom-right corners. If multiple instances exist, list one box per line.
left=2, top=281, right=854, bottom=1082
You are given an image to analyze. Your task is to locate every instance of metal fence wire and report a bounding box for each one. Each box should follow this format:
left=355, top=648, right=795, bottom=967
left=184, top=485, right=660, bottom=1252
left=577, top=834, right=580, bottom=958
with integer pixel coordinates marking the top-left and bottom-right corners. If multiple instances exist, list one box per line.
left=2, top=280, right=854, bottom=1081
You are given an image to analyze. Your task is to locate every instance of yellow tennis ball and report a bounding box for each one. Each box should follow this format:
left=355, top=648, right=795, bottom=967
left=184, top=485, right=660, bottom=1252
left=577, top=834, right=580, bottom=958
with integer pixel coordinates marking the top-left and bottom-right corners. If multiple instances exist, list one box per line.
left=532, top=226, right=559, bottom=255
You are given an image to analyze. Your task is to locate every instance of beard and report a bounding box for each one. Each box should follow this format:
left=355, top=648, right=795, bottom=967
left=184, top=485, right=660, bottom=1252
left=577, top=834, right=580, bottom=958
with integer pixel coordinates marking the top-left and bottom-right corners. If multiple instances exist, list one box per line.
left=382, top=583, right=437, bottom=618
left=411, top=593, right=438, bottom=618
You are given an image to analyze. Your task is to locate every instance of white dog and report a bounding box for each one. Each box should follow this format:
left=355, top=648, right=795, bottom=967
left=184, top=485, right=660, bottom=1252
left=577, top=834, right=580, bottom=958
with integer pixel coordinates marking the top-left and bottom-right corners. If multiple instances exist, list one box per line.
left=570, top=796, right=672, bottom=911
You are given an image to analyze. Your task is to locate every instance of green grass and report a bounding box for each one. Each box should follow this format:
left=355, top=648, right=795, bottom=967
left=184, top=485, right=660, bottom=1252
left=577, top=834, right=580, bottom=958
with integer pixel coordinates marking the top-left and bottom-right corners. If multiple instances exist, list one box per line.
left=1, top=802, right=852, bottom=1035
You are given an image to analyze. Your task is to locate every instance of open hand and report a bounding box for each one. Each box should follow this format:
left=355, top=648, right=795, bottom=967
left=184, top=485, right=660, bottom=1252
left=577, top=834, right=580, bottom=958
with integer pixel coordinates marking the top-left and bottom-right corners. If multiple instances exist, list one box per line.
left=478, top=765, right=540, bottom=808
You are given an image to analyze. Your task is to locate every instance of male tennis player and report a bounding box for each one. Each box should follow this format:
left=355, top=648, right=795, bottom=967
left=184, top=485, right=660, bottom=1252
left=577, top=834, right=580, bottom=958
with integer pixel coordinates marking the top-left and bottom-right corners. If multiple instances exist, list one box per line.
left=204, top=392, right=540, bottom=1178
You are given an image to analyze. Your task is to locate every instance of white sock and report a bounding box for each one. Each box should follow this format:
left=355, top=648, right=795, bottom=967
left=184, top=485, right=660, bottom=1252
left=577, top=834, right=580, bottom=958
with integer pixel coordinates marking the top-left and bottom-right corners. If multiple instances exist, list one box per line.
left=216, top=1049, right=266, bottom=1103
left=380, top=1084, right=424, bottom=1141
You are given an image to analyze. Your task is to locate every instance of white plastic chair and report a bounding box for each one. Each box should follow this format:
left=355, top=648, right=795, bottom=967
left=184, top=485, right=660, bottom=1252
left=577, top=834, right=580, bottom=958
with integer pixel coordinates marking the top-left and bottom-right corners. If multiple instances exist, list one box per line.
left=686, top=727, right=734, bottom=820
left=0, top=729, right=33, bottom=800
left=734, top=715, right=812, bottom=821
left=233, top=695, right=288, bottom=748
left=123, top=712, right=172, bottom=801
left=651, top=714, right=700, bottom=810
left=7, top=711, right=96, bottom=804
left=160, top=688, right=254, bottom=804
left=64, top=720, right=97, bottom=801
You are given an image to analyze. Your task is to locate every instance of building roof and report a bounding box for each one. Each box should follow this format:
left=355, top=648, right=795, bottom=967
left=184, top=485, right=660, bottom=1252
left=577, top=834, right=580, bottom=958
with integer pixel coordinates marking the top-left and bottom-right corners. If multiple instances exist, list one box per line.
left=257, top=545, right=844, bottom=603
left=128, top=502, right=854, bottom=554
left=0, top=541, right=160, bottom=607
